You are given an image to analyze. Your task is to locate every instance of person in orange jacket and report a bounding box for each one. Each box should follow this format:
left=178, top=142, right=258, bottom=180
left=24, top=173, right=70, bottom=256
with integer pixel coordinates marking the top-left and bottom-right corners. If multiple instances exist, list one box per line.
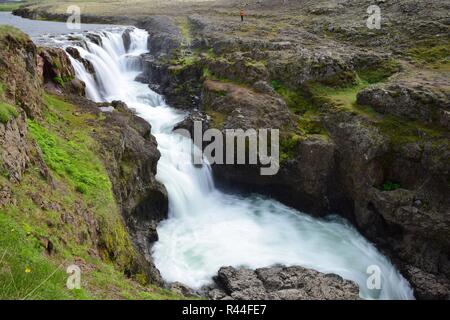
left=240, top=9, right=245, bottom=22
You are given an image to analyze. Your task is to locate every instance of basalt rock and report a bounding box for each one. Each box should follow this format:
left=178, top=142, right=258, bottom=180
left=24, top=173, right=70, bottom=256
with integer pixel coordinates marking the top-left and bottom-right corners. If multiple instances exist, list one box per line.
left=66, top=96, right=169, bottom=285
left=66, top=47, right=96, bottom=75
left=0, top=27, right=42, bottom=119
left=357, top=84, right=450, bottom=127
left=39, top=47, right=85, bottom=96
left=208, top=266, right=360, bottom=300
left=0, top=113, right=32, bottom=183
left=122, top=28, right=134, bottom=52
left=137, top=16, right=182, bottom=58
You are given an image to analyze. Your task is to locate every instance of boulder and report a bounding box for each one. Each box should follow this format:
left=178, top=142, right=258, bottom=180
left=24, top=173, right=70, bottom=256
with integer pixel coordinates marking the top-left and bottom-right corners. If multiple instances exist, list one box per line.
left=209, top=266, right=360, bottom=300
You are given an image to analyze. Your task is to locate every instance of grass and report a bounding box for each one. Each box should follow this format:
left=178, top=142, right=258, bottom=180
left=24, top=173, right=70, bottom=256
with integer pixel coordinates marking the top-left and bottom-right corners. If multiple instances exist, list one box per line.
left=0, top=2, right=24, bottom=12
left=1, top=93, right=184, bottom=300
left=28, top=94, right=135, bottom=268
left=0, top=101, right=18, bottom=123
left=271, top=80, right=311, bottom=115
left=0, top=211, right=90, bottom=300
left=308, top=79, right=369, bottom=112
left=375, top=114, right=448, bottom=147
left=407, top=41, right=450, bottom=67
left=0, top=25, right=29, bottom=44
left=357, top=60, right=401, bottom=84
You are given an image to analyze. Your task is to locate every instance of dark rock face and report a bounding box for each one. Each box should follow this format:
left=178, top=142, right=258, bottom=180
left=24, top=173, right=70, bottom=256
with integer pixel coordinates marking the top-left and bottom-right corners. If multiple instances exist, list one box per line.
left=38, top=47, right=86, bottom=96
left=122, top=28, right=134, bottom=52
left=66, top=47, right=95, bottom=75
left=1, top=29, right=169, bottom=285
left=202, top=79, right=295, bottom=130
left=207, top=266, right=360, bottom=300
left=137, top=16, right=182, bottom=58
left=68, top=96, right=169, bottom=285
left=140, top=53, right=203, bottom=109
left=0, top=30, right=42, bottom=119
left=357, top=84, right=450, bottom=127
left=0, top=114, right=33, bottom=183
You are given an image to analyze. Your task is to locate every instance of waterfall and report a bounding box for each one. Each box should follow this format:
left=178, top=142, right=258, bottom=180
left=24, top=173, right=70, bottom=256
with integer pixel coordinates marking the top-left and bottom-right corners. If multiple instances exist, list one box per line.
left=65, top=27, right=414, bottom=300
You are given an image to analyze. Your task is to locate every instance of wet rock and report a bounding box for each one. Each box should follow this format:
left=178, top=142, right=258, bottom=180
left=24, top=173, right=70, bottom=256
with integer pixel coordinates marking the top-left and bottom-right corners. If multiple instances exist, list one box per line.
left=86, top=33, right=102, bottom=46
left=211, top=266, right=360, bottom=300
left=168, top=282, right=200, bottom=297
left=91, top=102, right=169, bottom=285
left=122, top=28, right=134, bottom=52
left=405, top=266, right=450, bottom=300
left=66, top=47, right=95, bottom=74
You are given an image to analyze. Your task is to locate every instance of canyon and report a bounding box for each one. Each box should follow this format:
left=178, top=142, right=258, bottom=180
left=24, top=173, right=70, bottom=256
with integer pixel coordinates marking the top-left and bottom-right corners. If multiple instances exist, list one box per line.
left=0, top=0, right=449, bottom=300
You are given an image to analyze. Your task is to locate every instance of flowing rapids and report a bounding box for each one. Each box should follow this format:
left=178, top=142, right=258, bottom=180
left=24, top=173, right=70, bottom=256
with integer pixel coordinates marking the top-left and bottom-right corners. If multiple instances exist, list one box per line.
left=60, top=27, right=413, bottom=299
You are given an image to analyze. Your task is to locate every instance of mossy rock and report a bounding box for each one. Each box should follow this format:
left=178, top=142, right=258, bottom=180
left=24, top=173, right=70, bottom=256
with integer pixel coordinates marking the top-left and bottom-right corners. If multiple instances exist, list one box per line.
left=0, top=102, right=18, bottom=124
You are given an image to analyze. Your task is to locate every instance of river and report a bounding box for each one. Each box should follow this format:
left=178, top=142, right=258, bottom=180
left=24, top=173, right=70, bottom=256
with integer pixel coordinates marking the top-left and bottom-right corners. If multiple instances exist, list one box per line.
left=0, top=12, right=414, bottom=299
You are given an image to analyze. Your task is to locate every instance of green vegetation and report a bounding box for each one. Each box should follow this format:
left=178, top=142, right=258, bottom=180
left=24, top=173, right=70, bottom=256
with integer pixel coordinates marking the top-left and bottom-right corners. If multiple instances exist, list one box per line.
left=308, top=79, right=369, bottom=112
left=407, top=41, right=450, bottom=67
left=178, top=17, right=192, bottom=46
left=0, top=94, right=183, bottom=299
left=357, top=60, right=401, bottom=84
left=29, top=94, right=133, bottom=266
left=0, top=102, right=18, bottom=123
left=271, top=80, right=311, bottom=115
left=280, top=134, right=302, bottom=162
left=0, top=211, right=89, bottom=299
left=0, top=2, right=24, bottom=12
left=382, top=181, right=401, bottom=192
left=0, top=25, right=29, bottom=44
left=52, top=76, right=65, bottom=87
left=375, top=114, right=448, bottom=147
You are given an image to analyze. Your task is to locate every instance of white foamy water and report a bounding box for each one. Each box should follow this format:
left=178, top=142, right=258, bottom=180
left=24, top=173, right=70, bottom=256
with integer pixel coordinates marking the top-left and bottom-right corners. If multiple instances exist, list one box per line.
left=62, top=27, right=414, bottom=300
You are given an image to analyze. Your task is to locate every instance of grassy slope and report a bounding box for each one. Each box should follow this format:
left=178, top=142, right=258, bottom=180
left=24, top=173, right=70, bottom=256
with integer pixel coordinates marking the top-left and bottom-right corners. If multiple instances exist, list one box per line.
left=0, top=93, right=182, bottom=300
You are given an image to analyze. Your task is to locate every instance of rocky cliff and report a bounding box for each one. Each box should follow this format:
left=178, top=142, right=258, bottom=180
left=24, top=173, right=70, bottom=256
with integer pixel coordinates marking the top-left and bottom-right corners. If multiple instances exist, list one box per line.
left=129, top=5, right=449, bottom=299
left=10, top=0, right=450, bottom=300
left=0, top=26, right=176, bottom=299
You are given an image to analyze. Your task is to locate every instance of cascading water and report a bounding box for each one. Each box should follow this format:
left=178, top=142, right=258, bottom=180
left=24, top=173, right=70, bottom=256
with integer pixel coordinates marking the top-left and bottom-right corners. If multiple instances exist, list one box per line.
left=64, top=27, right=414, bottom=300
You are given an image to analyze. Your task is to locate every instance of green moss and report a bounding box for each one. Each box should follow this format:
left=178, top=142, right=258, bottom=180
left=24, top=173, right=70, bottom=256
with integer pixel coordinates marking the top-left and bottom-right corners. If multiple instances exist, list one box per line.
left=407, top=41, right=450, bottom=66
left=376, top=114, right=448, bottom=147
left=29, top=94, right=134, bottom=267
left=27, top=120, right=110, bottom=196
left=0, top=102, right=18, bottom=123
left=318, top=70, right=357, bottom=88
left=382, top=182, right=401, bottom=191
left=357, top=59, right=401, bottom=84
left=178, top=18, right=192, bottom=46
left=0, top=25, right=29, bottom=44
left=53, top=76, right=64, bottom=87
left=271, top=80, right=312, bottom=115
left=280, top=134, right=302, bottom=162
left=205, top=108, right=226, bottom=129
